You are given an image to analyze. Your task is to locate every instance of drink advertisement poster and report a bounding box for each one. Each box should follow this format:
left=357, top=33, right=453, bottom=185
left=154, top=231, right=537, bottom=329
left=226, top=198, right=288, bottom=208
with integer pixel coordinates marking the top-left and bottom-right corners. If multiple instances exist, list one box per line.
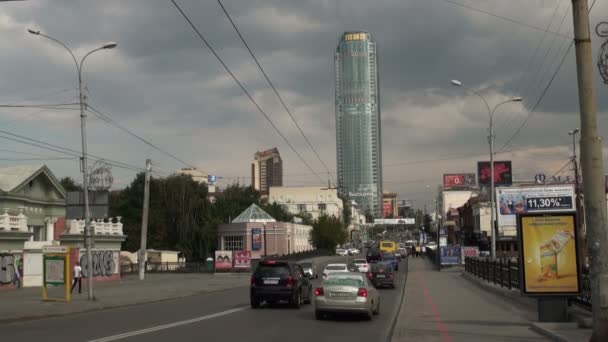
left=517, top=213, right=580, bottom=295
left=214, top=251, right=233, bottom=270
left=496, top=185, right=574, bottom=237
left=440, top=245, right=461, bottom=265
left=251, top=228, right=262, bottom=251
left=233, top=251, right=251, bottom=269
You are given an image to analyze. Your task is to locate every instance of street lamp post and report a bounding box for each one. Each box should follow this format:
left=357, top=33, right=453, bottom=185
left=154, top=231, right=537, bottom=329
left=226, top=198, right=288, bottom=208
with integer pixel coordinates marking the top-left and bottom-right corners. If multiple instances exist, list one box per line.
left=569, top=128, right=585, bottom=273
left=28, top=29, right=116, bottom=300
left=450, top=80, right=522, bottom=260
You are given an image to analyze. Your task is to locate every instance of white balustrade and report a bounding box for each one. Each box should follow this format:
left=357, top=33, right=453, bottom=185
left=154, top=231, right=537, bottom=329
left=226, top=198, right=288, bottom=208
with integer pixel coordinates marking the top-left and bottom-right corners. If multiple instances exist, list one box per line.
left=0, top=208, right=28, bottom=232
left=67, top=217, right=124, bottom=236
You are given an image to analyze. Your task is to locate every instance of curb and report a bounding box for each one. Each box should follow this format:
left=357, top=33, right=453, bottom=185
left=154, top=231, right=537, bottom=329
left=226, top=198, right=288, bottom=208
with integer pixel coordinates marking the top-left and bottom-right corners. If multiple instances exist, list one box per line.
left=386, top=257, right=409, bottom=342
left=530, top=322, right=579, bottom=342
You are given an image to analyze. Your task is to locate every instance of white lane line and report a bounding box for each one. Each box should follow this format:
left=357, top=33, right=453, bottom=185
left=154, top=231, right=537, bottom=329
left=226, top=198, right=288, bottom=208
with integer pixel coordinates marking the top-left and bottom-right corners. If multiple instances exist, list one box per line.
left=87, top=306, right=248, bottom=342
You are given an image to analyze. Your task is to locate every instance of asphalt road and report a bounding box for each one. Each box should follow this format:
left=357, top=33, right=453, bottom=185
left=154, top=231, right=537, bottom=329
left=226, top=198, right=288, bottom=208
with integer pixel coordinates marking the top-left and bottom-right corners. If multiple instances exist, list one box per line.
left=0, top=255, right=407, bottom=342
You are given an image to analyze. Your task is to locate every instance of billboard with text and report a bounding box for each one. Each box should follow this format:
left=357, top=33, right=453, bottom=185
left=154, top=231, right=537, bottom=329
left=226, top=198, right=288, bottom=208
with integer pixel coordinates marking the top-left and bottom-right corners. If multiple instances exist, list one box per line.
left=443, top=173, right=476, bottom=188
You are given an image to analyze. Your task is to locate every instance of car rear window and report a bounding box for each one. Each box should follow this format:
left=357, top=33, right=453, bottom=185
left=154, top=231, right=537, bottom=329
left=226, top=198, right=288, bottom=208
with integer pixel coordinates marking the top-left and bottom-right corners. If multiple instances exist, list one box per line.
left=324, top=277, right=364, bottom=287
left=383, top=253, right=396, bottom=259
left=381, top=242, right=393, bottom=248
left=325, top=265, right=346, bottom=271
left=255, top=264, right=290, bottom=277
left=371, top=263, right=392, bottom=272
left=299, top=263, right=312, bottom=268
left=353, top=259, right=367, bottom=264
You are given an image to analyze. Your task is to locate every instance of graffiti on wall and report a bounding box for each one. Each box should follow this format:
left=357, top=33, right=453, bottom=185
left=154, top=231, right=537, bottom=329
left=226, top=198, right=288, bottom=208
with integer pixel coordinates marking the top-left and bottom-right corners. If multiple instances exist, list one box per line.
left=80, top=251, right=117, bottom=278
left=0, top=253, right=21, bottom=285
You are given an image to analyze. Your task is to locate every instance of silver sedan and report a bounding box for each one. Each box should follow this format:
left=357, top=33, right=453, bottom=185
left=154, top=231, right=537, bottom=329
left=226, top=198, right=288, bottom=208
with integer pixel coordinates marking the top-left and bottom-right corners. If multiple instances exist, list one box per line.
left=313, top=272, right=380, bottom=320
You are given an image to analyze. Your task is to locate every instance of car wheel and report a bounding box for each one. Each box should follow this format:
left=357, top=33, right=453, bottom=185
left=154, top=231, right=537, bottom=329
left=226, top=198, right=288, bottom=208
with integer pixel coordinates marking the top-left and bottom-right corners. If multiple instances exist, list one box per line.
left=365, top=304, right=373, bottom=320
left=303, top=286, right=312, bottom=304
left=315, top=310, right=324, bottom=320
left=291, top=291, right=301, bottom=309
left=250, top=295, right=260, bottom=309
left=373, top=300, right=380, bottom=315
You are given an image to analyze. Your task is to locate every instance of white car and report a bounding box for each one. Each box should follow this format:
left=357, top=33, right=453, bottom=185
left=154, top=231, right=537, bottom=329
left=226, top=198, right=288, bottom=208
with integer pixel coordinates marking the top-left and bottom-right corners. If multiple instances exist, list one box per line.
left=336, top=249, right=348, bottom=256
left=425, top=242, right=437, bottom=251
left=322, top=263, right=348, bottom=279
left=352, top=259, right=369, bottom=273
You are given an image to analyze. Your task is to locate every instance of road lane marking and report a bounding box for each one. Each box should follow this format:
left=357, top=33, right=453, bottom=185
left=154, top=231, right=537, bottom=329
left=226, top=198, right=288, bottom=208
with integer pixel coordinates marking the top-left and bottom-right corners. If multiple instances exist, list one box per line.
left=87, top=306, right=248, bottom=342
left=417, top=273, right=453, bottom=342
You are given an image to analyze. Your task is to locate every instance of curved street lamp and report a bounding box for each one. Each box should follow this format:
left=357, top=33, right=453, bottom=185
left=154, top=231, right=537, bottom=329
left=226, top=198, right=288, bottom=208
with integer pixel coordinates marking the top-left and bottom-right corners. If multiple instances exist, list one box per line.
left=450, top=79, right=522, bottom=260
left=28, top=28, right=116, bottom=300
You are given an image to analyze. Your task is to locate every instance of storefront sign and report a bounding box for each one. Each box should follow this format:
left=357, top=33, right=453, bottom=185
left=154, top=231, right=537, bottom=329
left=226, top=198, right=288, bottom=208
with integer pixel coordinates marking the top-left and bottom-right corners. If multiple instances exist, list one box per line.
left=251, top=228, right=262, bottom=251
left=517, top=213, right=580, bottom=295
left=214, top=251, right=233, bottom=270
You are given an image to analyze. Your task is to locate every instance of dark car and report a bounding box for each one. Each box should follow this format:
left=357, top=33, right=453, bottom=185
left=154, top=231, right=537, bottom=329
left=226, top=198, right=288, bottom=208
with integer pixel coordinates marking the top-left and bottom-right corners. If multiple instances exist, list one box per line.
left=381, top=252, right=399, bottom=271
left=367, top=262, right=395, bottom=288
left=366, top=248, right=382, bottom=263
left=250, top=260, right=312, bottom=309
left=298, top=261, right=318, bottom=279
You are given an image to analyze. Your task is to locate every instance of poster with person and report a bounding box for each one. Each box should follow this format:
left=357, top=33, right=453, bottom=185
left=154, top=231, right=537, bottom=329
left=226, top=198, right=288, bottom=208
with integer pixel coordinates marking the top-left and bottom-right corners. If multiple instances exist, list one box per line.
left=214, top=251, right=233, bottom=270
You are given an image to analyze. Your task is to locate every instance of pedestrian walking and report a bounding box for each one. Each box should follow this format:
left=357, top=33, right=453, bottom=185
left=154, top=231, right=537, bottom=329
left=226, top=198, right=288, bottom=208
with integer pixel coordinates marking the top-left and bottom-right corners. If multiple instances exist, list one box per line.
left=71, top=262, right=82, bottom=294
left=14, top=258, right=22, bottom=289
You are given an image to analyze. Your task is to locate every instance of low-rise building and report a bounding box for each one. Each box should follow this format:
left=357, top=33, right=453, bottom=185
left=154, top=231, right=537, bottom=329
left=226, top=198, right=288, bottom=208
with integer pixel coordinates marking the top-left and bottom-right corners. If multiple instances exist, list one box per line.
left=268, top=186, right=343, bottom=220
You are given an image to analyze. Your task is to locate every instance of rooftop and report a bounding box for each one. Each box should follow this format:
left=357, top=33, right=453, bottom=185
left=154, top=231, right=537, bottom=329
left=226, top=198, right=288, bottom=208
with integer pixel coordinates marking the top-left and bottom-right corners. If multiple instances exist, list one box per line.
left=232, top=203, right=276, bottom=223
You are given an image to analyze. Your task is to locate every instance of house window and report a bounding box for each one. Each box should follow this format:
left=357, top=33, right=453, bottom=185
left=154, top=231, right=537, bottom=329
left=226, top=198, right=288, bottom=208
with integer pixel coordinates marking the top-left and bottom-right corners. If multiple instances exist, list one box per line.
left=318, top=203, right=327, bottom=211
left=297, top=204, right=306, bottom=212
left=223, top=235, right=244, bottom=251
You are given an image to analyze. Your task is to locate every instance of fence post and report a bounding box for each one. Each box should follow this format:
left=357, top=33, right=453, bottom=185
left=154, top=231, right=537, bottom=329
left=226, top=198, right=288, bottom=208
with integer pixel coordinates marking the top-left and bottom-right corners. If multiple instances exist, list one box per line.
left=507, top=258, right=511, bottom=290
left=499, top=258, right=503, bottom=287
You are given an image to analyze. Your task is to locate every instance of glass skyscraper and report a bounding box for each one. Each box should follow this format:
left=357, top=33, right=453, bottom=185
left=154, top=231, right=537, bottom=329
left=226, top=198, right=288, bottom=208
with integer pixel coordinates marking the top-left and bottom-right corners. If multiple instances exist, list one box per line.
left=335, top=31, right=383, bottom=217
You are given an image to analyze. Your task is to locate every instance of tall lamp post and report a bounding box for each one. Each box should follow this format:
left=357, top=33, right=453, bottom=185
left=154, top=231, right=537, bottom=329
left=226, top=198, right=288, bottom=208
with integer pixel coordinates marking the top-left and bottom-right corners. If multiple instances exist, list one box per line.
left=28, top=29, right=117, bottom=300
left=450, top=80, right=522, bottom=260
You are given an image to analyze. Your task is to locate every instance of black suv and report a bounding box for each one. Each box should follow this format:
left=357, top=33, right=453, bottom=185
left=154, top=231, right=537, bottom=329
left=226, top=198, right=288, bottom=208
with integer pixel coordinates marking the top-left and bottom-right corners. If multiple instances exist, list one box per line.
left=250, top=260, right=312, bottom=309
left=366, top=248, right=382, bottom=263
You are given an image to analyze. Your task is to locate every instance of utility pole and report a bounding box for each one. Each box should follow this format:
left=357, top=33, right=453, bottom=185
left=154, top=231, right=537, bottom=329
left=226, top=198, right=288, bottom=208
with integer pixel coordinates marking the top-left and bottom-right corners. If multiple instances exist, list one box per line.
left=571, top=1, right=608, bottom=339
left=139, top=159, right=151, bottom=281
left=570, top=129, right=585, bottom=282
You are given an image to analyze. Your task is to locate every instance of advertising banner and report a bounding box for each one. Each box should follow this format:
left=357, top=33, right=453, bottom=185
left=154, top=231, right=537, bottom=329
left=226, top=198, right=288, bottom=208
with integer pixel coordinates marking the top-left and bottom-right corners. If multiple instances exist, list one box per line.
left=374, top=218, right=415, bottom=225
left=440, top=245, right=461, bottom=265
left=383, top=202, right=392, bottom=218
left=461, top=246, right=480, bottom=264
left=517, top=213, right=580, bottom=295
left=496, top=185, right=575, bottom=237
left=233, top=251, right=251, bottom=269
left=443, top=173, right=476, bottom=188
left=251, top=228, right=262, bottom=251
left=439, top=236, right=447, bottom=247
left=477, top=161, right=513, bottom=186
left=214, top=251, right=233, bottom=270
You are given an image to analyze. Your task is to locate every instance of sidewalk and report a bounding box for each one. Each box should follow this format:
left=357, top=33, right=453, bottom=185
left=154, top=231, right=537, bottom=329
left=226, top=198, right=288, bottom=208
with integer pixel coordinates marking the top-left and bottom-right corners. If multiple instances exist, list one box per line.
left=392, top=258, right=547, bottom=342
left=0, top=272, right=250, bottom=322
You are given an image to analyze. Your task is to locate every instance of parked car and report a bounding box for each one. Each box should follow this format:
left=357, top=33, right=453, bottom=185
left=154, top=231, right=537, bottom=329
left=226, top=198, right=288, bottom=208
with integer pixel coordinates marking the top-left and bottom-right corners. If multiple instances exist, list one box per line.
left=336, top=249, right=348, bottom=256
left=366, top=248, right=382, bottom=263
left=397, top=248, right=408, bottom=258
left=314, top=272, right=380, bottom=320
left=250, top=260, right=312, bottom=309
left=348, top=248, right=360, bottom=256
left=322, top=263, right=349, bottom=279
left=425, top=242, right=437, bottom=251
left=352, top=259, right=370, bottom=273
left=299, top=261, right=318, bottom=279
left=368, top=262, right=395, bottom=288
left=381, top=252, right=399, bottom=271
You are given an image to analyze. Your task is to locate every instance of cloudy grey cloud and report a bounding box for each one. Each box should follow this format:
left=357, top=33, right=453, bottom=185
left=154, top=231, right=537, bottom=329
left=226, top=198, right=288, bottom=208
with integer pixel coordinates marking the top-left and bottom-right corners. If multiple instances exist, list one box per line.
left=1, top=0, right=607, bottom=209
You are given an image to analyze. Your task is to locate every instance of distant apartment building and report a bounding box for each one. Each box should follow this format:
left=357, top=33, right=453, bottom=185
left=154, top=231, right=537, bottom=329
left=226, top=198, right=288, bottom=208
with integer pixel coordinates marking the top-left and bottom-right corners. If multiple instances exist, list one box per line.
left=176, top=167, right=216, bottom=194
left=252, top=148, right=283, bottom=196
left=268, top=186, right=343, bottom=220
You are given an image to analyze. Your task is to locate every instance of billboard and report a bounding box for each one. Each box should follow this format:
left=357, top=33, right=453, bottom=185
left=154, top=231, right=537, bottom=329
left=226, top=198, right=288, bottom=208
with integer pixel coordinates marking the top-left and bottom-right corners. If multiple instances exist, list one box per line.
left=66, top=191, right=109, bottom=220
left=517, top=213, right=580, bottom=295
left=496, top=185, right=575, bottom=237
left=383, top=202, right=392, bottom=217
left=374, top=218, right=415, bottom=225
left=461, top=246, right=480, bottom=264
left=251, top=228, right=262, bottom=251
left=233, top=251, right=251, bottom=269
left=443, top=173, right=476, bottom=188
left=214, top=251, right=233, bottom=270
left=440, top=245, right=461, bottom=265
left=477, top=161, right=513, bottom=186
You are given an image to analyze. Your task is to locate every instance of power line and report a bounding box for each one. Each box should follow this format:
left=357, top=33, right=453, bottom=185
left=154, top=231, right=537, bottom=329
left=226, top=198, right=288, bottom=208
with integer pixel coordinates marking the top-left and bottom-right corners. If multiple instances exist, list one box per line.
left=0, top=157, right=76, bottom=161
left=86, top=105, right=197, bottom=169
left=169, top=0, right=325, bottom=185
left=217, top=0, right=335, bottom=184
left=438, top=0, right=571, bottom=39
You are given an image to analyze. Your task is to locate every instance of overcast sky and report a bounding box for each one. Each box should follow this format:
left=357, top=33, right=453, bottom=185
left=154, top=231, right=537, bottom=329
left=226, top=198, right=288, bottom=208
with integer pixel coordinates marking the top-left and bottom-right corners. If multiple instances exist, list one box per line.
left=1, top=0, right=607, bottom=211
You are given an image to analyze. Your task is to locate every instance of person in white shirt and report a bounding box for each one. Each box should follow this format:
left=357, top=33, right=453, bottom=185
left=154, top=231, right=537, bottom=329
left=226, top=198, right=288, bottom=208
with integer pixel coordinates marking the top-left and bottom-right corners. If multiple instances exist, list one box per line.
left=71, top=262, right=82, bottom=294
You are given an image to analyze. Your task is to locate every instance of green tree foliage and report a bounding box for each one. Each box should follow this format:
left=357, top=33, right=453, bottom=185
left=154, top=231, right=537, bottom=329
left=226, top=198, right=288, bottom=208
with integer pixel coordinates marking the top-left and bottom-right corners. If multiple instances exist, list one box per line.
left=310, top=214, right=348, bottom=253
left=294, top=212, right=314, bottom=225
left=59, top=176, right=82, bottom=192
left=260, top=202, right=293, bottom=223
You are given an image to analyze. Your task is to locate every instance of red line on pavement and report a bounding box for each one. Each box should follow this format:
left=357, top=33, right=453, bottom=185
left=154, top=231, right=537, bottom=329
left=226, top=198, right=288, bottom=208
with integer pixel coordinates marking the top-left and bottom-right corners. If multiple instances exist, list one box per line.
left=417, top=273, right=453, bottom=342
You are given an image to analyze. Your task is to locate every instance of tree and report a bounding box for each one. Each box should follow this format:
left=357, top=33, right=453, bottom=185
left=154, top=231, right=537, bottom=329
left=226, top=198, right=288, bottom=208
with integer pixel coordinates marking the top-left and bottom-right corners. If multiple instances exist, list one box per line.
left=59, top=176, right=82, bottom=192
left=294, top=212, right=314, bottom=225
left=310, top=214, right=348, bottom=253
left=260, top=202, right=293, bottom=222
